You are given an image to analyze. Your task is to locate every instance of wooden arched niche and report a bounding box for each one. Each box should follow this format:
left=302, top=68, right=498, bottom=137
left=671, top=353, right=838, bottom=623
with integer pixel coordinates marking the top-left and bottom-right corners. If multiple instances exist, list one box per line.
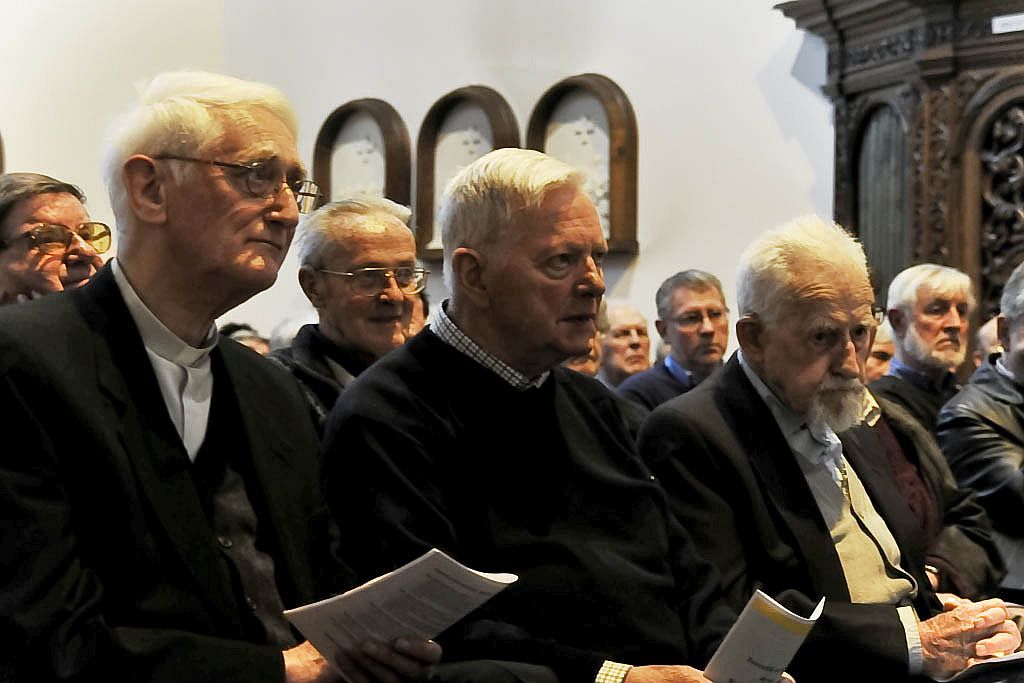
left=312, top=98, right=411, bottom=208
left=852, top=99, right=912, bottom=306
left=415, top=85, right=520, bottom=260
left=954, top=69, right=1024, bottom=321
left=527, top=73, right=637, bottom=255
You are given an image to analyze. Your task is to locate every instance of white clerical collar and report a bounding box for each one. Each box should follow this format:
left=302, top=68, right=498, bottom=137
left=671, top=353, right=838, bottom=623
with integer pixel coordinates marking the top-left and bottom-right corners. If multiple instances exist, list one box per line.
left=111, top=258, right=217, bottom=367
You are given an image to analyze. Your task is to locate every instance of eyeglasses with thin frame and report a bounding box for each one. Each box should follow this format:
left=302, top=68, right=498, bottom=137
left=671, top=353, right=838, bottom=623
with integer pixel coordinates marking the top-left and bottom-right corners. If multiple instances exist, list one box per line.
left=872, top=305, right=885, bottom=325
left=0, top=222, right=112, bottom=255
left=317, top=266, right=429, bottom=296
left=152, top=155, right=321, bottom=213
left=673, top=307, right=729, bottom=331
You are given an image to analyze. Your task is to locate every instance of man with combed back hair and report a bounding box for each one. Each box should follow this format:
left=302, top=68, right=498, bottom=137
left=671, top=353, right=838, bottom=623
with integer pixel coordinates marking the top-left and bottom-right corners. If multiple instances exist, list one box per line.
left=0, top=172, right=106, bottom=303
left=938, top=259, right=1024, bottom=605
left=321, top=148, right=751, bottom=683
left=0, top=71, right=439, bottom=682
left=871, top=263, right=975, bottom=432
left=638, top=216, right=1020, bottom=683
left=271, top=197, right=425, bottom=433
left=618, top=269, right=729, bottom=410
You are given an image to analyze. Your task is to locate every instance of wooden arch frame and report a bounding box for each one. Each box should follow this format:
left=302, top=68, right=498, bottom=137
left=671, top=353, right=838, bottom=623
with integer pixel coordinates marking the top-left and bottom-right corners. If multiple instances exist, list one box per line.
left=526, top=73, right=638, bottom=255
left=951, top=68, right=1024, bottom=320
left=312, top=98, right=411, bottom=208
left=415, top=85, right=520, bottom=260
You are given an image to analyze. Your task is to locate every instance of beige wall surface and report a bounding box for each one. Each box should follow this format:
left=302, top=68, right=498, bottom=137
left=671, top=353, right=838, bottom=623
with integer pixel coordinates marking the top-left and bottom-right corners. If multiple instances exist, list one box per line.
left=1, top=1, right=834, bottom=351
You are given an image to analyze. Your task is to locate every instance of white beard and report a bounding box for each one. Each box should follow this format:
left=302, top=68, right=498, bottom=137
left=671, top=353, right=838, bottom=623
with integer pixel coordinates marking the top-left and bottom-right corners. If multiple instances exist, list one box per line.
left=902, top=323, right=966, bottom=371
left=807, top=376, right=867, bottom=433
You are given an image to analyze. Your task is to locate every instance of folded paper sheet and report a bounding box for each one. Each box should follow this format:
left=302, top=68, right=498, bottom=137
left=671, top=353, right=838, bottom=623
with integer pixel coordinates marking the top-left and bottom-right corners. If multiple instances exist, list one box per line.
left=285, top=549, right=517, bottom=662
left=705, top=589, right=825, bottom=683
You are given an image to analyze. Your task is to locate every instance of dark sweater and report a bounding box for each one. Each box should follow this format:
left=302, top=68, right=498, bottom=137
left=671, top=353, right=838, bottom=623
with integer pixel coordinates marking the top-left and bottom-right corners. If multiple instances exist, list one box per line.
left=321, top=330, right=733, bottom=682
left=617, top=359, right=694, bottom=411
left=871, top=373, right=958, bottom=433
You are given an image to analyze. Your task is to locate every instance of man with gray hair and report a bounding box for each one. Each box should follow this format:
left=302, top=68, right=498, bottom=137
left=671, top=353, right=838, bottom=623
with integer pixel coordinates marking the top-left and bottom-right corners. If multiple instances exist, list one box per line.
left=270, top=197, right=425, bottom=432
left=871, top=263, right=975, bottom=431
left=938, top=259, right=1024, bottom=604
left=619, top=270, right=729, bottom=410
left=596, top=299, right=650, bottom=388
left=639, top=216, right=1019, bottom=683
left=322, top=147, right=741, bottom=683
left=0, top=172, right=107, bottom=303
left=0, top=71, right=439, bottom=682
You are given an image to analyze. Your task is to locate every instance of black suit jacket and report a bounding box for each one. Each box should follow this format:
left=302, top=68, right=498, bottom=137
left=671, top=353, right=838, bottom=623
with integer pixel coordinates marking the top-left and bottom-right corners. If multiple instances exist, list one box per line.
left=0, top=267, right=344, bottom=682
left=638, top=353, right=941, bottom=683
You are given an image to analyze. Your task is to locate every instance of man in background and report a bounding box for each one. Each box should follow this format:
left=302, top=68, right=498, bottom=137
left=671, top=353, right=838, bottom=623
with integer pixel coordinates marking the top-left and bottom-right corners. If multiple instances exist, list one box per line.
left=871, top=263, right=974, bottom=431
left=0, top=172, right=107, bottom=303
left=619, top=270, right=728, bottom=410
left=596, top=299, right=650, bottom=387
left=271, top=197, right=425, bottom=432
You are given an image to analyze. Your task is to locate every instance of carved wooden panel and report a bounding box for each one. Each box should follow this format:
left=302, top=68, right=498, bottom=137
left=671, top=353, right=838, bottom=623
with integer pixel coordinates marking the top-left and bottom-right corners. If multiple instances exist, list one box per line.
left=415, top=85, right=519, bottom=260
left=312, top=98, right=410, bottom=208
left=527, top=73, right=638, bottom=255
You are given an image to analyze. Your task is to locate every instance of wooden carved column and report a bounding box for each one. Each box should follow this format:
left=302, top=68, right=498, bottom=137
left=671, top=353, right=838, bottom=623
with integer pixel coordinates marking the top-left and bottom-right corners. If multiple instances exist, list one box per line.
left=778, top=0, right=1024, bottom=316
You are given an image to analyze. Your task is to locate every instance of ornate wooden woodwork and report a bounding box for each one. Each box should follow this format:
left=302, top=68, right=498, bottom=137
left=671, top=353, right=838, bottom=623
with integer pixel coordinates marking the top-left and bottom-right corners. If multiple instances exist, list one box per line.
left=777, top=0, right=1024, bottom=317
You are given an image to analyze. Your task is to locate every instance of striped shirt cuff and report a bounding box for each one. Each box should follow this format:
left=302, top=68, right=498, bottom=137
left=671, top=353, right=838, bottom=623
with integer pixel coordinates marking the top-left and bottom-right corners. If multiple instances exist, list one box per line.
left=898, top=605, right=923, bottom=674
left=596, top=660, right=633, bottom=683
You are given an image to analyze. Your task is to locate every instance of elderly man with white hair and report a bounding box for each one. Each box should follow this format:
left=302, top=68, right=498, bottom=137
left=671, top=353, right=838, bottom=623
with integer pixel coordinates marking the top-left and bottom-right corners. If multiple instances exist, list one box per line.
left=0, top=71, right=439, bottom=682
left=321, top=148, right=744, bottom=683
left=871, top=264, right=975, bottom=431
left=638, top=216, right=1020, bottom=683
left=271, top=197, right=425, bottom=433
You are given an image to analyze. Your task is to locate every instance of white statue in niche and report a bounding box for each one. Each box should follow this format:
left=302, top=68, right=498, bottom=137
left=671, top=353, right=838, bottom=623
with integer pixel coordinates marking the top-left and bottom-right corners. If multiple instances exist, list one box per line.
left=331, top=111, right=387, bottom=200
left=543, top=91, right=611, bottom=238
left=429, top=103, right=496, bottom=250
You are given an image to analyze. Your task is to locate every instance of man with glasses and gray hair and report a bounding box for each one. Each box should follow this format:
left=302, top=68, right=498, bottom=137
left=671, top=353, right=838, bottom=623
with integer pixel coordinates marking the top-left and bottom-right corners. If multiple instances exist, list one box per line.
left=619, top=269, right=729, bottom=410
left=0, top=71, right=439, bottom=682
left=271, top=197, right=426, bottom=432
left=0, top=172, right=108, bottom=304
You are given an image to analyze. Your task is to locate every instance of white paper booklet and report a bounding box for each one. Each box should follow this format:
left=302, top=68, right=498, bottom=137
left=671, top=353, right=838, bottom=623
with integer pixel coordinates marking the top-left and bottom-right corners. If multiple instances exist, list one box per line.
left=704, top=589, right=825, bottom=683
left=284, top=549, right=517, bottom=660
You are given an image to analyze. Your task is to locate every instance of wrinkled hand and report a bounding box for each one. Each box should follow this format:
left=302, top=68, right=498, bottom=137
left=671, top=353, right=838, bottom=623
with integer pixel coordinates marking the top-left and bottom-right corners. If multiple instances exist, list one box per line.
left=624, top=667, right=792, bottom=683
left=624, top=666, right=710, bottom=682
left=284, top=638, right=441, bottom=683
left=284, top=641, right=342, bottom=683
left=920, top=598, right=1021, bottom=680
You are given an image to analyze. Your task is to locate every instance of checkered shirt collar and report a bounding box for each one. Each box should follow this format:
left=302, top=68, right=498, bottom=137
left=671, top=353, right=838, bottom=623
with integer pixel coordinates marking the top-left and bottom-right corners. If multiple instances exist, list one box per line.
left=431, top=299, right=550, bottom=390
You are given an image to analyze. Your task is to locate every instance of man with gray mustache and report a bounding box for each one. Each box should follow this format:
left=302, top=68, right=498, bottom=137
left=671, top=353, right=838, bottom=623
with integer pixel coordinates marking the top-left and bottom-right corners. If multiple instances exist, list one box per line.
left=638, top=216, right=1020, bottom=683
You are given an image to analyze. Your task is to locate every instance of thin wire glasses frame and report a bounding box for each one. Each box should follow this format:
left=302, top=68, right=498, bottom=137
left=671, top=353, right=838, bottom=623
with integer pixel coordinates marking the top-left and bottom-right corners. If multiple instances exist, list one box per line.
left=152, top=155, right=321, bottom=213
left=0, top=221, right=112, bottom=254
left=317, top=266, right=429, bottom=296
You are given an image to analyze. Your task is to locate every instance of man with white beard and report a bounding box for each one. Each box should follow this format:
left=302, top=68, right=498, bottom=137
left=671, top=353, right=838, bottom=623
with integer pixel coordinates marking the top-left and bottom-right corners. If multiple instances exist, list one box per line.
left=638, top=216, right=1020, bottom=683
left=871, top=263, right=974, bottom=432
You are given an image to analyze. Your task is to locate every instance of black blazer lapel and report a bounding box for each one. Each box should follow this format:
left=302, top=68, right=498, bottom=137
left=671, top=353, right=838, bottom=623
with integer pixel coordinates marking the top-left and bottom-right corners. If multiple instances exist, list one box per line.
left=715, top=355, right=853, bottom=600
left=75, top=266, right=240, bottom=622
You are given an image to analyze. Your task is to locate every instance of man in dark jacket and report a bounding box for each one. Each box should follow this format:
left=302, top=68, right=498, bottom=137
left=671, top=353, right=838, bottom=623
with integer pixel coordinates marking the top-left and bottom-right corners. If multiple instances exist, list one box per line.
left=938, top=259, right=1024, bottom=603
left=270, top=197, right=426, bottom=432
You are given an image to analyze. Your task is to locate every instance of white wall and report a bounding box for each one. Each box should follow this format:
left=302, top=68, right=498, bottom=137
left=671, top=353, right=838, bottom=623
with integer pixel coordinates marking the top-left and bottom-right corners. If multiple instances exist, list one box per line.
left=0, top=0, right=225, bottom=227
left=1, top=1, right=833, bottom=350
left=220, top=0, right=835, bottom=346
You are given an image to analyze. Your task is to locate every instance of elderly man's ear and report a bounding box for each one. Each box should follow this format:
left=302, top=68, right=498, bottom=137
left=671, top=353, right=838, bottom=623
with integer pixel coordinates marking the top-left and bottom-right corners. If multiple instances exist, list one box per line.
left=887, top=307, right=907, bottom=336
left=450, top=247, right=489, bottom=306
left=122, top=156, right=168, bottom=224
left=735, top=315, right=765, bottom=364
left=298, top=265, right=326, bottom=308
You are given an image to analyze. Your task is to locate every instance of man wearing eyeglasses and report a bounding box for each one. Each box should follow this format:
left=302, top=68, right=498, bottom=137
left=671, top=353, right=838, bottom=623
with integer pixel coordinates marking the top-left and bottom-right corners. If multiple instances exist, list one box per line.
left=270, top=197, right=425, bottom=433
left=0, top=172, right=108, bottom=304
left=637, top=216, right=1020, bottom=683
left=618, top=270, right=729, bottom=411
left=0, top=72, right=439, bottom=683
